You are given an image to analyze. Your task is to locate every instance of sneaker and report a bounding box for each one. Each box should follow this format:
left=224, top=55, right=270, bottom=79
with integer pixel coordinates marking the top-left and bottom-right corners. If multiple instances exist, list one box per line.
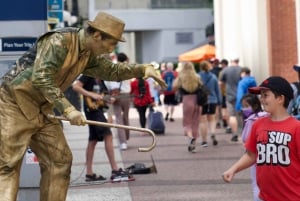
left=120, top=143, right=127, bottom=150
left=201, top=141, right=208, bottom=147
left=165, top=112, right=169, bottom=121
left=85, top=174, right=106, bottom=182
left=188, top=138, right=196, bottom=152
left=111, top=168, right=135, bottom=182
left=170, top=118, right=175, bottom=122
left=231, top=135, right=238, bottom=142
left=226, top=127, right=232, bottom=134
left=211, top=135, right=218, bottom=146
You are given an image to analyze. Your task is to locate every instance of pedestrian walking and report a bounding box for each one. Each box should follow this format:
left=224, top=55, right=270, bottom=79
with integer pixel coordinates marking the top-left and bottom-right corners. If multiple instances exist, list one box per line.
left=130, top=78, right=154, bottom=128
left=223, top=76, right=300, bottom=201
left=240, top=93, right=268, bottom=201
left=162, top=62, right=178, bottom=122
left=172, top=62, right=202, bottom=152
left=198, top=60, right=222, bottom=147
left=220, top=57, right=242, bottom=141
left=105, top=53, right=132, bottom=151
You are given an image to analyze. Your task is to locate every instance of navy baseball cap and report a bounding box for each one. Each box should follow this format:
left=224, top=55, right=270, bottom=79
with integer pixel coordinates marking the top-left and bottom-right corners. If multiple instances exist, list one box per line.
left=248, top=76, right=293, bottom=100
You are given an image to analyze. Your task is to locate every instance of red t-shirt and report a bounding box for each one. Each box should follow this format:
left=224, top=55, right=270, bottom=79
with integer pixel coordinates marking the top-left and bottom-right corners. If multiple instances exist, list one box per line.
left=130, top=79, right=153, bottom=107
left=245, top=116, right=300, bottom=201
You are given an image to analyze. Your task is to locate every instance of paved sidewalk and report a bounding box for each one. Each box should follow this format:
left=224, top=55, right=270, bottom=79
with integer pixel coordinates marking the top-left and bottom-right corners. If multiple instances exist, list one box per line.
left=18, top=105, right=254, bottom=201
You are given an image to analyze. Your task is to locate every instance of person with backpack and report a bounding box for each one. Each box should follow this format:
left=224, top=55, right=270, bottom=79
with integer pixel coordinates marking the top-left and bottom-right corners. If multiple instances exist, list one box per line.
left=198, top=60, right=222, bottom=147
left=162, top=62, right=178, bottom=122
left=172, top=62, right=203, bottom=152
left=130, top=78, right=154, bottom=128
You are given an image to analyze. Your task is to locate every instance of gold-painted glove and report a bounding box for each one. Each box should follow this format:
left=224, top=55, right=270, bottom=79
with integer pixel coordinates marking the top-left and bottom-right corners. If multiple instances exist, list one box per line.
left=144, top=64, right=167, bottom=89
left=64, top=107, right=86, bottom=126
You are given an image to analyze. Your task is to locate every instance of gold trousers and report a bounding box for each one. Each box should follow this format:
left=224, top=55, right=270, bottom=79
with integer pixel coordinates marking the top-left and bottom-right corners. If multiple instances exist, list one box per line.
left=0, top=88, right=73, bottom=201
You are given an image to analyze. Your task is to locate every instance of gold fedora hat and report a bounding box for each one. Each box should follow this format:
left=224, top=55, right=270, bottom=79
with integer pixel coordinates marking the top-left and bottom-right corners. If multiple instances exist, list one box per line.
left=87, top=12, right=126, bottom=42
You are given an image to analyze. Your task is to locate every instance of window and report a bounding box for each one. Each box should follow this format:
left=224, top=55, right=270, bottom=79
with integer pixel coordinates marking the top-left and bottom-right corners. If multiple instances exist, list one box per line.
left=176, top=32, right=193, bottom=44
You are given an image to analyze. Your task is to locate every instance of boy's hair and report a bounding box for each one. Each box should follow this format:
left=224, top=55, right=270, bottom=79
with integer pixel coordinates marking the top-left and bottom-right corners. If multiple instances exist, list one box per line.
left=272, top=90, right=291, bottom=108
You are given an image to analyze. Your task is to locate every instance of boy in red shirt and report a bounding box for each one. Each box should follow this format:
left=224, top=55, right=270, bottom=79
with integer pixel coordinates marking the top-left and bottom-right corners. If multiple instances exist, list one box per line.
left=223, top=76, right=300, bottom=201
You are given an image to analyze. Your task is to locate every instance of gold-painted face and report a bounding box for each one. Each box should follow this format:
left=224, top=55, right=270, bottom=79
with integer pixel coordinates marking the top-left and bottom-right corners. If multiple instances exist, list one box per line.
left=90, top=32, right=118, bottom=55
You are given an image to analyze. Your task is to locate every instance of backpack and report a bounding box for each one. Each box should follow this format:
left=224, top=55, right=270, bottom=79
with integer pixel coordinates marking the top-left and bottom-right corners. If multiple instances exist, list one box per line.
left=196, top=85, right=210, bottom=106
left=291, top=82, right=300, bottom=119
left=163, top=71, right=175, bottom=92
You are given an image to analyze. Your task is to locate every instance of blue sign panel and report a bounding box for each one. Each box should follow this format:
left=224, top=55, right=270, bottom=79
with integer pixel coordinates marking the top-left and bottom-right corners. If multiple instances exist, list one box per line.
left=48, top=0, right=64, bottom=10
left=0, top=0, right=47, bottom=20
left=48, top=0, right=64, bottom=23
left=0, top=38, right=37, bottom=52
left=48, top=11, right=64, bottom=23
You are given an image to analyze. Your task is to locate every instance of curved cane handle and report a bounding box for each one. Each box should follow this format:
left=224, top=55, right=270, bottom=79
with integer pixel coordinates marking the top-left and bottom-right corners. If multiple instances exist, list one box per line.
left=47, top=114, right=156, bottom=152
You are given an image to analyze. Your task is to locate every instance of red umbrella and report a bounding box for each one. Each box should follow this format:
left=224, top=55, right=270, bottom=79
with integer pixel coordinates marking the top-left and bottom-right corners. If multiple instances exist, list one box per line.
left=178, top=44, right=215, bottom=62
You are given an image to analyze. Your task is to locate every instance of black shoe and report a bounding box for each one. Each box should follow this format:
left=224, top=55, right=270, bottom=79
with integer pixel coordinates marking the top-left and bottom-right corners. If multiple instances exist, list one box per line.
left=170, top=118, right=174, bottom=122
left=216, top=122, right=221, bottom=129
left=231, top=135, right=238, bottom=142
left=188, top=138, right=196, bottom=152
left=165, top=113, right=169, bottom=121
left=85, top=174, right=106, bottom=182
left=211, top=135, right=218, bottom=146
left=111, top=168, right=135, bottom=182
left=201, top=141, right=208, bottom=147
left=226, top=127, right=232, bottom=134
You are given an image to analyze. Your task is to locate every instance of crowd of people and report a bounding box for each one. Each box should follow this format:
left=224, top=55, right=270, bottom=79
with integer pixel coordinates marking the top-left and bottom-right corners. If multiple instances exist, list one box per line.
left=2, top=10, right=300, bottom=201
left=61, top=52, right=300, bottom=201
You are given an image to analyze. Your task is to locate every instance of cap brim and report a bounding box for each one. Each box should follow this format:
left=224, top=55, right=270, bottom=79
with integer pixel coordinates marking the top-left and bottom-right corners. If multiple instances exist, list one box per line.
left=293, top=65, right=300, bottom=72
left=248, top=86, right=269, bottom=94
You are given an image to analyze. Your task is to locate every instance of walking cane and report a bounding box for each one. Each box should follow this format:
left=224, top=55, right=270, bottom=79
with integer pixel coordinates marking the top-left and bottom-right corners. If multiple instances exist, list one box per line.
left=47, top=114, right=157, bottom=152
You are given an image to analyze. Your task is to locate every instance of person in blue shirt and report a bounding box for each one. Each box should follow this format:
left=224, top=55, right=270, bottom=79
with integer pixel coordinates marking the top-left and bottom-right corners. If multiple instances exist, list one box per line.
left=198, top=61, right=222, bottom=147
left=235, top=67, right=257, bottom=111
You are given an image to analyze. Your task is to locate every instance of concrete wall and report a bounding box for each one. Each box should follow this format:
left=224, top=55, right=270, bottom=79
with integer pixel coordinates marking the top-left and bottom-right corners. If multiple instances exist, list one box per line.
left=214, top=0, right=269, bottom=83
left=88, top=2, right=213, bottom=63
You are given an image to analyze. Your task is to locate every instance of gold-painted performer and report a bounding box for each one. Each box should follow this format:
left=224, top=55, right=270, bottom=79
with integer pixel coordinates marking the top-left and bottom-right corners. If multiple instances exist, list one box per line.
left=0, top=12, right=166, bottom=201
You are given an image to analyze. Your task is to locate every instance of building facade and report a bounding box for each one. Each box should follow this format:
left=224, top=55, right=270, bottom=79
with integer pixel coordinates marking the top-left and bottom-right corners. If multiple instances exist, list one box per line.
left=67, top=0, right=214, bottom=63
